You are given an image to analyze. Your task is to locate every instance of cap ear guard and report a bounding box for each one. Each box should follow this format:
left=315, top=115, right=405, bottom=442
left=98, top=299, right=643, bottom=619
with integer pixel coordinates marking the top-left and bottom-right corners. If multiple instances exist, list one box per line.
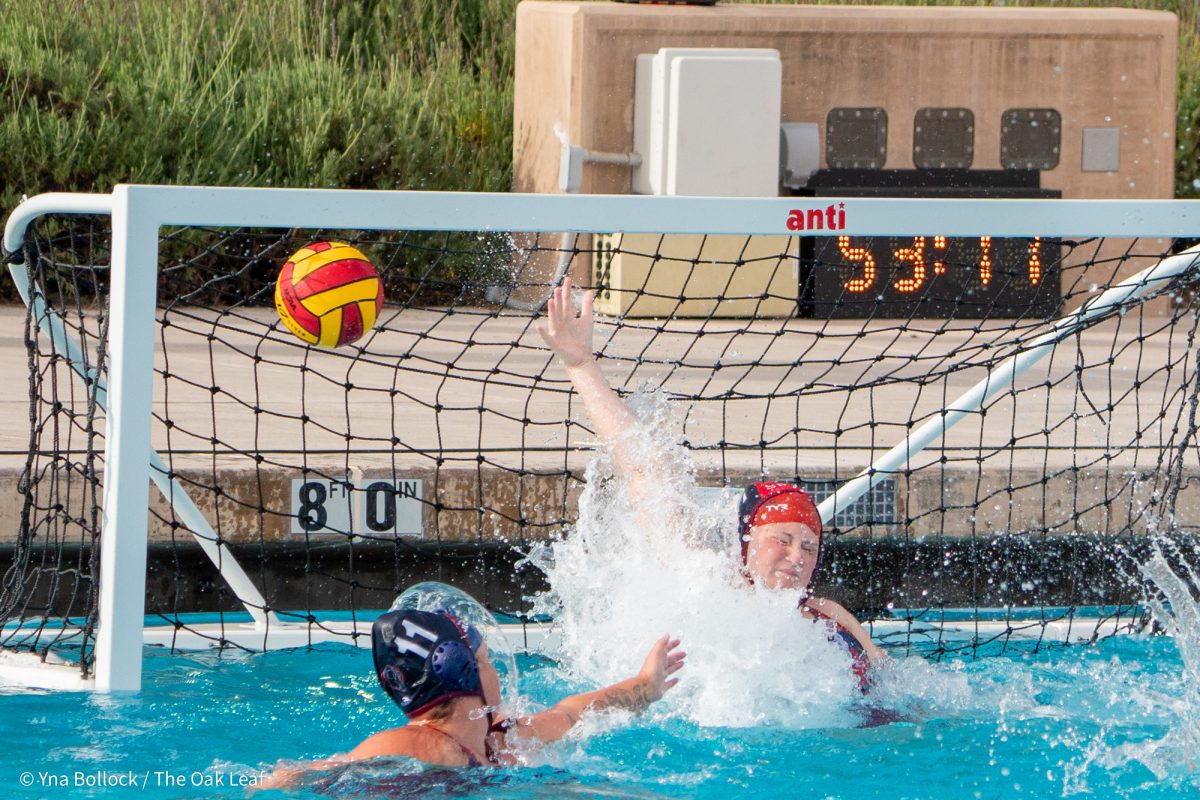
left=431, top=639, right=480, bottom=688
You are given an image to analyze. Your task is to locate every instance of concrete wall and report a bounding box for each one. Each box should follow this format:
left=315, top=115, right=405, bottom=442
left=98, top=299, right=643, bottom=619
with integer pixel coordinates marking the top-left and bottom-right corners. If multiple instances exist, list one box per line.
left=2, top=462, right=1192, bottom=545
left=514, top=3, right=1177, bottom=198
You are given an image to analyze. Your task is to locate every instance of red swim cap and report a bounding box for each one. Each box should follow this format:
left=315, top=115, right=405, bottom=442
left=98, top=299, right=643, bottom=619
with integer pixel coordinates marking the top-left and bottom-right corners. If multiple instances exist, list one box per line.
left=751, top=490, right=822, bottom=532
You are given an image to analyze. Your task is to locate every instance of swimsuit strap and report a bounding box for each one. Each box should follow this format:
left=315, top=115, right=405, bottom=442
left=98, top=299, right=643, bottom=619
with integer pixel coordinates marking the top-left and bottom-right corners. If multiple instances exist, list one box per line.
left=413, top=721, right=485, bottom=768
left=483, top=711, right=516, bottom=765
left=486, top=710, right=516, bottom=736
left=805, top=603, right=830, bottom=621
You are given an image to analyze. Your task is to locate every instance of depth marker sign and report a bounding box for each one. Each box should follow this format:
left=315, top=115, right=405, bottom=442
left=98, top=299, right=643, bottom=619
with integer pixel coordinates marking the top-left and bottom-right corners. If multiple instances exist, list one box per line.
left=289, top=478, right=423, bottom=537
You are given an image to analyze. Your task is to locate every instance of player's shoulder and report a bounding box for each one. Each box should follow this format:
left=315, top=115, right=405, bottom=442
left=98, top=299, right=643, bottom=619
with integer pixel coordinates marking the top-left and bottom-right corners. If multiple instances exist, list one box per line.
left=348, top=725, right=431, bottom=761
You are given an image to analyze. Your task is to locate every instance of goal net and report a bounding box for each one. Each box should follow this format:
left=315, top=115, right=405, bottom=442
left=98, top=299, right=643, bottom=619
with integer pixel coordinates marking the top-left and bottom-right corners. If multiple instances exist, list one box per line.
left=3, top=187, right=1198, bottom=689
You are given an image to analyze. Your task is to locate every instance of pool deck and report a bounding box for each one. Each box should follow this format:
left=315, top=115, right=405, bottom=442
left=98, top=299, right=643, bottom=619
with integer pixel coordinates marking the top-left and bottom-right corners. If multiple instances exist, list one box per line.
left=1, top=303, right=1198, bottom=543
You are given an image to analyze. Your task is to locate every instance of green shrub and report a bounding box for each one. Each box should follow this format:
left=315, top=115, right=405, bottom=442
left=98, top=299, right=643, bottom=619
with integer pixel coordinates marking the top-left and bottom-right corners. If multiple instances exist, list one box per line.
left=0, top=0, right=515, bottom=216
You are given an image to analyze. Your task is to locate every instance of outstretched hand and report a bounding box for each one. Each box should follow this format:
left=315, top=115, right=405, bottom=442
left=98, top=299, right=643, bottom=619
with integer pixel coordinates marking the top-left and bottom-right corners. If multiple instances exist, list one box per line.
left=637, top=634, right=686, bottom=703
left=536, top=277, right=595, bottom=368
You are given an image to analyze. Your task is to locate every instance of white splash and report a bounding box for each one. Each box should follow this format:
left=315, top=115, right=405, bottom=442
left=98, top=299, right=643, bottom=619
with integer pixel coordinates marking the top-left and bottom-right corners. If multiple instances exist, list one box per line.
left=1061, top=540, right=1200, bottom=793
left=526, top=391, right=872, bottom=728
left=1111, top=543, right=1200, bottom=781
left=1139, top=544, right=1200, bottom=693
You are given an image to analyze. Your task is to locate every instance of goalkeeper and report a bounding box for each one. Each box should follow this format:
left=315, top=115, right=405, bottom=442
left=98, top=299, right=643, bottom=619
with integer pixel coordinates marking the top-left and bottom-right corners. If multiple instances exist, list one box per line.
left=536, top=277, right=885, bottom=683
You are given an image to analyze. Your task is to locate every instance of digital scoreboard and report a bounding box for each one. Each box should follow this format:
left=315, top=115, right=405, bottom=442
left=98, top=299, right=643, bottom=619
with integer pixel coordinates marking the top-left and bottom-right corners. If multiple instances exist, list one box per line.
left=800, top=170, right=1062, bottom=319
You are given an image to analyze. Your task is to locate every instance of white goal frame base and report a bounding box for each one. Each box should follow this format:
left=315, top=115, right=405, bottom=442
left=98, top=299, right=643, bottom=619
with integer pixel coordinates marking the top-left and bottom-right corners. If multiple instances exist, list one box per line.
left=0, top=650, right=95, bottom=692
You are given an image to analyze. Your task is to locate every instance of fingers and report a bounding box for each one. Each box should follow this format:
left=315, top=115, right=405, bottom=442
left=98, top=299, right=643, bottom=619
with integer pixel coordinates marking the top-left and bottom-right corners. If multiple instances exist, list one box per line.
left=656, top=635, right=681, bottom=651
left=543, top=283, right=570, bottom=343
left=651, top=635, right=686, bottom=670
left=665, top=643, right=685, bottom=676
left=550, top=280, right=569, bottom=328
left=542, top=281, right=569, bottom=340
left=581, top=287, right=595, bottom=323
left=640, top=634, right=685, bottom=699
left=546, top=285, right=563, bottom=330
left=544, top=277, right=594, bottom=333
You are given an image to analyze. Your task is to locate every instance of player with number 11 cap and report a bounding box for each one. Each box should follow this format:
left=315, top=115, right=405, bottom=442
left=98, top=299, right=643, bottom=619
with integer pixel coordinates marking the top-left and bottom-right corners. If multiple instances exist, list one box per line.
left=263, top=603, right=684, bottom=780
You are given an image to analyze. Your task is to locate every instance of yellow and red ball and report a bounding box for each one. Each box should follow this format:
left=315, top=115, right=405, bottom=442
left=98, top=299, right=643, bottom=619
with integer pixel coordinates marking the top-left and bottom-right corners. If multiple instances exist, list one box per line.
left=275, top=242, right=383, bottom=348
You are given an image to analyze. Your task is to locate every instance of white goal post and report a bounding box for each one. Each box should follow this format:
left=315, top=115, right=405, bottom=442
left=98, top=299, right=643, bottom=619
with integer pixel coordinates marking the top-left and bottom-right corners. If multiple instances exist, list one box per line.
left=4, top=185, right=1200, bottom=692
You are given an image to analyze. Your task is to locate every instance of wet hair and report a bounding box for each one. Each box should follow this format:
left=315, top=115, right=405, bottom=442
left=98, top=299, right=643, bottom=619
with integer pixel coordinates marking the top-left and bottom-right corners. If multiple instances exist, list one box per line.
left=372, top=608, right=484, bottom=717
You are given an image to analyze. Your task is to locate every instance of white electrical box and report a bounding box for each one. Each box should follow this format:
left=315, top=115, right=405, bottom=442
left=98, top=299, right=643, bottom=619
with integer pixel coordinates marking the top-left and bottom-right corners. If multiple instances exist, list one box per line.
left=633, top=48, right=782, bottom=197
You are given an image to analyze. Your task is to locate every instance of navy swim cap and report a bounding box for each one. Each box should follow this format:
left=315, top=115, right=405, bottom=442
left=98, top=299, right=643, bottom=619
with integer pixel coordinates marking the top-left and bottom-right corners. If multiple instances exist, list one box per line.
left=372, top=608, right=484, bottom=717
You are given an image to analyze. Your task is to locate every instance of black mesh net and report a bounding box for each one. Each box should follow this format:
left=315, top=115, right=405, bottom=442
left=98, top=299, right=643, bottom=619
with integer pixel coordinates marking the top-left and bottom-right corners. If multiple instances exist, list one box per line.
left=4, top=215, right=1200, bottom=678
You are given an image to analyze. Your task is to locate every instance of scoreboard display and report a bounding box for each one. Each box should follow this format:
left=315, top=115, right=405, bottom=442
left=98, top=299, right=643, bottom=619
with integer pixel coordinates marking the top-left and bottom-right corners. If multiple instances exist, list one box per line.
left=811, top=233, right=1061, bottom=318
left=800, top=170, right=1063, bottom=319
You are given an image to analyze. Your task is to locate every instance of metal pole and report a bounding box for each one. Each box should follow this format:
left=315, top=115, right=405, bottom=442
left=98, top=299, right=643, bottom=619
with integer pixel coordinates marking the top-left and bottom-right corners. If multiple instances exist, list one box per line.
left=819, top=244, right=1200, bottom=524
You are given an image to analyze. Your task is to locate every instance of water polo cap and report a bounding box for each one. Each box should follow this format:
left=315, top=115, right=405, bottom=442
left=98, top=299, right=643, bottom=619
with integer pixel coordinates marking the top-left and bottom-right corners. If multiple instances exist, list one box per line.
left=372, top=607, right=485, bottom=717
left=737, top=481, right=824, bottom=577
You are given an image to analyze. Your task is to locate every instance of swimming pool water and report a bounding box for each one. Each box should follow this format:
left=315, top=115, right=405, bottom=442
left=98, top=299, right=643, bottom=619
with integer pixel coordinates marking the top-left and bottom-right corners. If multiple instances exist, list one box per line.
left=2, top=633, right=1195, bottom=800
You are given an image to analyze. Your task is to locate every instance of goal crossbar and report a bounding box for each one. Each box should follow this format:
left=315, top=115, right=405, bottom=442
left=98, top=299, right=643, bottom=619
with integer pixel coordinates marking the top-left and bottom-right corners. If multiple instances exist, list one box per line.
left=7, top=188, right=1200, bottom=242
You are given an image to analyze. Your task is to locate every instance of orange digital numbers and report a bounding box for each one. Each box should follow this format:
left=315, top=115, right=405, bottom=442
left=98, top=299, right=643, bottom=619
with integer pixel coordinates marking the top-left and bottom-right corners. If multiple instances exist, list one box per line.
left=1028, top=237, right=1042, bottom=285
left=817, top=233, right=1058, bottom=318
left=839, top=236, right=876, bottom=292
left=833, top=235, right=1048, bottom=296
left=978, top=235, right=993, bottom=286
left=932, top=236, right=947, bottom=274
left=892, top=237, right=926, bottom=293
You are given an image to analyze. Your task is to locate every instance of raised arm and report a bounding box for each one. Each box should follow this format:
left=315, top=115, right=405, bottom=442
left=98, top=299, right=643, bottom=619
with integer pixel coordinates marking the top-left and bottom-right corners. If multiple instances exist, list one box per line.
left=518, top=634, right=685, bottom=744
left=536, top=277, right=646, bottom=480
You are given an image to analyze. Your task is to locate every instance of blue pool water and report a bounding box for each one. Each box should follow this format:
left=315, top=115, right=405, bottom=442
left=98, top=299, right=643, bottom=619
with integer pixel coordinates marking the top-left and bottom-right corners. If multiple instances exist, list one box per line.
left=3, top=632, right=1196, bottom=799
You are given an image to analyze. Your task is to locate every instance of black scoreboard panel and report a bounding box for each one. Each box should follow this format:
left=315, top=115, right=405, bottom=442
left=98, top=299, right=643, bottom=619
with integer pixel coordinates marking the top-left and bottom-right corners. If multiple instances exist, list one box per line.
left=809, top=233, right=1062, bottom=318
left=798, top=170, right=1063, bottom=319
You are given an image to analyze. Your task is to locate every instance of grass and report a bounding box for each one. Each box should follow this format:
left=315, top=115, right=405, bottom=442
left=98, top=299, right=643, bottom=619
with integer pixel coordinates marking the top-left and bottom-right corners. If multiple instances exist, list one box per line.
left=0, top=0, right=516, bottom=217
